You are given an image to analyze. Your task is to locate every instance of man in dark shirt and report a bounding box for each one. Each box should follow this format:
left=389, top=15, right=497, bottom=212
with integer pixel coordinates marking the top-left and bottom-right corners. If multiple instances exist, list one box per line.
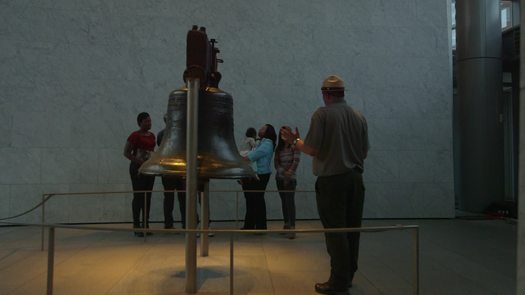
left=281, top=75, right=369, bottom=295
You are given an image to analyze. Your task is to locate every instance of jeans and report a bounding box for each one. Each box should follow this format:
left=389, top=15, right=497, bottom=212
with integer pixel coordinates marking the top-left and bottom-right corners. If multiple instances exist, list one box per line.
left=276, top=177, right=297, bottom=227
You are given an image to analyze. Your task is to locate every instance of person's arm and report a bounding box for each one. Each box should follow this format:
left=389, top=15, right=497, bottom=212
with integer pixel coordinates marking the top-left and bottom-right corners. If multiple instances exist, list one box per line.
left=123, top=141, right=136, bottom=162
left=362, top=116, right=369, bottom=159
left=274, top=150, right=280, bottom=170
left=123, top=137, right=143, bottom=165
left=157, top=129, right=163, bottom=147
left=291, top=138, right=317, bottom=157
left=247, top=140, right=272, bottom=161
left=281, top=127, right=318, bottom=157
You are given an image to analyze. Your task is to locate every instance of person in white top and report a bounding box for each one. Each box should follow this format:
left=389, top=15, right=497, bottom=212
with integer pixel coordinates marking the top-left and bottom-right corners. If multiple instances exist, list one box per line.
left=239, top=127, right=258, bottom=171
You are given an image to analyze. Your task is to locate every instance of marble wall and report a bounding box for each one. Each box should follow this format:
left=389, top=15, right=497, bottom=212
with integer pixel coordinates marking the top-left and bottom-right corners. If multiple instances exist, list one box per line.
left=0, top=0, right=454, bottom=224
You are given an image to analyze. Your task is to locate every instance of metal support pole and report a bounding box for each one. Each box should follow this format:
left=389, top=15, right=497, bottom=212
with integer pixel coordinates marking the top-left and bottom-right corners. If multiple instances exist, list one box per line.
left=200, top=180, right=209, bottom=257
left=230, top=233, right=234, bottom=295
left=517, top=2, right=525, bottom=293
left=413, top=227, right=420, bottom=295
left=185, top=78, right=200, bottom=294
left=456, top=0, right=504, bottom=212
left=143, top=191, right=147, bottom=241
left=46, top=227, right=55, bottom=295
left=41, top=194, right=46, bottom=251
left=235, top=191, right=239, bottom=228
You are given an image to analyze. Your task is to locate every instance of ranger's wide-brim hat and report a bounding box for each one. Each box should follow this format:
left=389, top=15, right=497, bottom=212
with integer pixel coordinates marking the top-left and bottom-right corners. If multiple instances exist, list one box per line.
left=321, top=75, right=345, bottom=91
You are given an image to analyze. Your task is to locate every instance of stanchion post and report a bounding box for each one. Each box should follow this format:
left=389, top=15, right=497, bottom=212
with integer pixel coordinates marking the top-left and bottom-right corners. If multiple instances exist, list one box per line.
left=185, top=77, right=199, bottom=293
left=143, top=191, right=147, bottom=241
left=41, top=194, right=46, bottom=251
left=413, top=227, right=420, bottom=295
left=200, top=180, right=209, bottom=257
left=47, top=227, right=55, bottom=295
left=235, top=191, right=239, bottom=229
left=230, top=233, right=234, bottom=295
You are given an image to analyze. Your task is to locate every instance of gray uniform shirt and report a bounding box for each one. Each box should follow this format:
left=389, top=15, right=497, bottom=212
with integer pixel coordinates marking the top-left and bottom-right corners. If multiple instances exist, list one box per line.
left=304, top=101, right=369, bottom=177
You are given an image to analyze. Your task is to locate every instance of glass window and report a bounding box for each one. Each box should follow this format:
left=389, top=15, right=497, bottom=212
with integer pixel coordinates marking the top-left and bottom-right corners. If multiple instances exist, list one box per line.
left=501, top=1, right=513, bottom=30
left=451, top=0, right=513, bottom=49
left=451, top=1, right=456, bottom=49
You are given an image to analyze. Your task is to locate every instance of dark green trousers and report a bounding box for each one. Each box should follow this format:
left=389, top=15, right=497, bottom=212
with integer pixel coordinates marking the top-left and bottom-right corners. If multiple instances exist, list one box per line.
left=315, top=170, right=365, bottom=288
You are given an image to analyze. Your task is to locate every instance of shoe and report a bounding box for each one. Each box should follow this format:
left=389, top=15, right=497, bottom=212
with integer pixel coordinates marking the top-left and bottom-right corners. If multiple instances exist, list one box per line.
left=287, top=226, right=296, bottom=239
left=314, top=282, right=349, bottom=295
left=206, top=225, right=215, bottom=237
left=164, top=225, right=174, bottom=229
left=281, top=224, right=290, bottom=235
left=134, top=232, right=144, bottom=237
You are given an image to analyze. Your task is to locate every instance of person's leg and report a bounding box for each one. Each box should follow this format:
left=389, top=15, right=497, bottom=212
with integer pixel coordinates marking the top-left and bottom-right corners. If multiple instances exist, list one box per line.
left=173, top=177, right=187, bottom=228
left=315, top=174, right=351, bottom=290
left=131, top=192, right=142, bottom=229
left=285, top=179, right=297, bottom=227
left=242, top=178, right=256, bottom=229
left=142, top=175, right=155, bottom=229
left=162, top=176, right=175, bottom=228
left=254, top=174, right=270, bottom=229
left=276, top=178, right=289, bottom=228
left=280, top=178, right=297, bottom=238
left=287, top=179, right=297, bottom=240
left=130, top=164, right=142, bottom=230
left=177, top=191, right=186, bottom=228
left=346, top=171, right=365, bottom=283
left=144, top=192, right=151, bottom=229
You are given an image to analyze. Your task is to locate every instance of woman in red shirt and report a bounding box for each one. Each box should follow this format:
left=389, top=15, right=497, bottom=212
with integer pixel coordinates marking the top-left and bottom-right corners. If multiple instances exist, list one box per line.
left=124, top=112, right=156, bottom=237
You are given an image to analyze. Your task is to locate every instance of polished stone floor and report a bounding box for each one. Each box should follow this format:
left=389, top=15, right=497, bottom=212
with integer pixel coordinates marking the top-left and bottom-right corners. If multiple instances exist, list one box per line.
left=0, top=219, right=516, bottom=295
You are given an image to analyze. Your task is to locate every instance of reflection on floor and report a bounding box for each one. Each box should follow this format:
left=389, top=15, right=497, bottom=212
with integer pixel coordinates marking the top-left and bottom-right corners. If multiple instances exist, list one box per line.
left=0, top=219, right=516, bottom=295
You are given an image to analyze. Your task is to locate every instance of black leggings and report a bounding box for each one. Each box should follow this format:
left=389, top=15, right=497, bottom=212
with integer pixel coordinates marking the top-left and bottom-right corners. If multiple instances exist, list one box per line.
left=242, top=173, right=271, bottom=229
left=130, top=163, right=155, bottom=229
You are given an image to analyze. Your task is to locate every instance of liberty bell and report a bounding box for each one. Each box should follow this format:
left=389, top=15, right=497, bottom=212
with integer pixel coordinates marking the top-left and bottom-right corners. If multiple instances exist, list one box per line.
left=139, top=26, right=255, bottom=179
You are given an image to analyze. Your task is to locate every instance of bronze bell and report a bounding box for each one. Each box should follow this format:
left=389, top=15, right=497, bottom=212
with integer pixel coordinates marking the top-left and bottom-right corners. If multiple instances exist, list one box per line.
left=139, top=85, right=255, bottom=179
left=139, top=25, right=254, bottom=179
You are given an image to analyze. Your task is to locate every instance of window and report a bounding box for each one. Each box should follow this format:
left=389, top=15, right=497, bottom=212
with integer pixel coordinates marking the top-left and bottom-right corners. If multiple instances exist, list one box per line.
left=451, top=0, right=515, bottom=49
left=501, top=1, right=513, bottom=31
